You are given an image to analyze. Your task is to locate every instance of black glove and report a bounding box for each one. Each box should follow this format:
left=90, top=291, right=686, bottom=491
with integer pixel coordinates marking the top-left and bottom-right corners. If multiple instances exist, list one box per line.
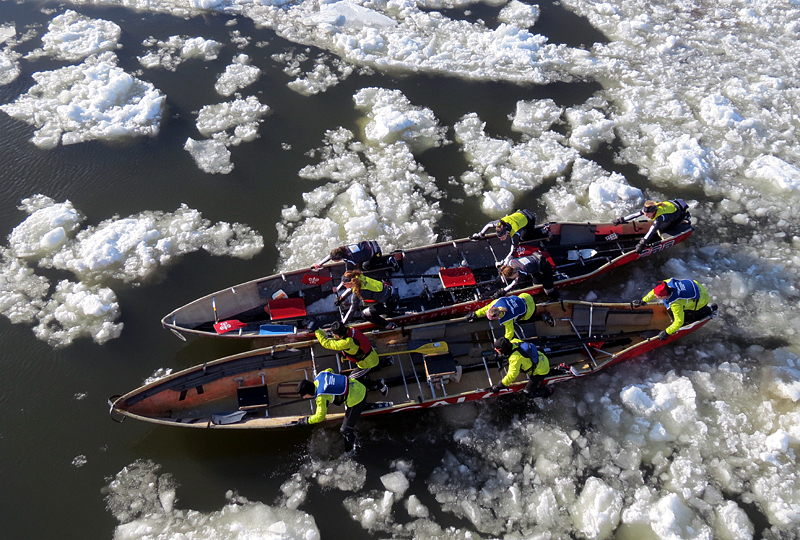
left=631, top=299, right=645, bottom=308
left=490, top=383, right=505, bottom=393
left=470, top=233, right=482, bottom=241
left=334, top=297, right=343, bottom=307
left=612, top=218, right=623, bottom=226
left=658, top=330, right=669, bottom=341
left=297, top=416, right=309, bottom=425
left=465, top=311, right=477, bottom=323
left=491, top=290, right=505, bottom=300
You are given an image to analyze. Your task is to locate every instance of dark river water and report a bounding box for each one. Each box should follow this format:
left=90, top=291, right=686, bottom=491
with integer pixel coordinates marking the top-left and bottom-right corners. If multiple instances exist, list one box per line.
left=3, top=1, right=794, bottom=539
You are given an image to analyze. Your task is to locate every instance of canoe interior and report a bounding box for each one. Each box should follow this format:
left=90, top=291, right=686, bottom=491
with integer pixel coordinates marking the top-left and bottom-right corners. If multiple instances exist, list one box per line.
left=161, top=221, right=693, bottom=340
left=118, top=301, right=712, bottom=429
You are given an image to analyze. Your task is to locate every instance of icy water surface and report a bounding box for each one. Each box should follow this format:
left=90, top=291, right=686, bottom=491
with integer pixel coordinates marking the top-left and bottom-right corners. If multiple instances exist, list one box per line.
left=1, top=0, right=799, bottom=539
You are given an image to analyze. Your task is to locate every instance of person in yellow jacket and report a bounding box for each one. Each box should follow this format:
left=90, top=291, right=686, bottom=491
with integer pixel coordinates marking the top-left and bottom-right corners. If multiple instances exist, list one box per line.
left=613, top=199, right=691, bottom=253
left=489, top=337, right=553, bottom=398
left=632, top=278, right=716, bottom=340
left=465, top=292, right=554, bottom=340
left=295, top=369, right=369, bottom=452
left=314, top=322, right=388, bottom=395
left=336, top=270, right=399, bottom=329
left=471, top=209, right=549, bottom=264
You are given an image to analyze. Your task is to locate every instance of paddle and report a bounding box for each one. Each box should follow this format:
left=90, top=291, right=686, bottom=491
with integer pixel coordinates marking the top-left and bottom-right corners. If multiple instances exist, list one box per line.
left=378, top=341, right=448, bottom=357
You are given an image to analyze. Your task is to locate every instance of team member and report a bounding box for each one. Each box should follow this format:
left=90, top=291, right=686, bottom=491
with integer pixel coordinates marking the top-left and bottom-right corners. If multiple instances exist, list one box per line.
left=465, top=293, right=555, bottom=340
left=471, top=209, right=549, bottom=265
left=336, top=270, right=399, bottom=330
left=295, top=369, right=369, bottom=452
left=312, top=240, right=399, bottom=271
left=315, top=322, right=388, bottom=395
left=489, top=337, right=553, bottom=398
left=496, top=250, right=558, bottom=299
left=632, top=278, right=715, bottom=340
left=613, top=199, right=690, bottom=253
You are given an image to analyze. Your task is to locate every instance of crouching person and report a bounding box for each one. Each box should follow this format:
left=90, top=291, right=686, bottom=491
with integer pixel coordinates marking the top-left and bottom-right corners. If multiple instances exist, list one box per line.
left=295, top=369, right=368, bottom=452
left=489, top=337, right=553, bottom=398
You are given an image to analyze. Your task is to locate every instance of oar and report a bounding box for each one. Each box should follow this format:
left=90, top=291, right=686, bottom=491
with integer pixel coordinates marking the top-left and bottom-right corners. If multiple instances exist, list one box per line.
left=378, top=341, right=448, bottom=357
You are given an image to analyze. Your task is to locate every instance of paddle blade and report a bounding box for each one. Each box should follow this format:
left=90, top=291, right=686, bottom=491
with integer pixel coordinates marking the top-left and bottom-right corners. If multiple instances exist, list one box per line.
left=214, top=319, right=247, bottom=334
left=302, top=274, right=333, bottom=285
left=416, top=341, right=448, bottom=355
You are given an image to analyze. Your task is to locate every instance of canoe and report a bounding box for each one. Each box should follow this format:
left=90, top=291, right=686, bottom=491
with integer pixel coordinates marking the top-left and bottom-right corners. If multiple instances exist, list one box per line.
left=114, top=300, right=715, bottom=429
left=161, top=219, right=693, bottom=344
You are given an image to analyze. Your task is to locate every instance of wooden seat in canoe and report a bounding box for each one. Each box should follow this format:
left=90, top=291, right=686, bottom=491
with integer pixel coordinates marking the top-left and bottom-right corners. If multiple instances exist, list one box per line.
left=237, top=385, right=270, bottom=410
left=423, top=352, right=457, bottom=383
left=267, top=297, right=307, bottom=320
left=439, top=267, right=476, bottom=289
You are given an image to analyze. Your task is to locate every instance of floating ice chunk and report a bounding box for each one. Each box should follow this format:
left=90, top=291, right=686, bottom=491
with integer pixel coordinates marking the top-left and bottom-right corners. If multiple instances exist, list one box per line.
left=745, top=155, right=800, bottom=195
left=282, top=52, right=355, bottom=95
left=33, top=10, right=121, bottom=61
left=510, top=99, right=563, bottom=137
left=0, top=250, right=50, bottom=324
left=106, top=460, right=320, bottom=540
left=765, top=429, right=789, bottom=453
left=343, top=490, right=395, bottom=531
left=652, top=134, right=713, bottom=186
left=0, top=25, right=21, bottom=84
left=8, top=195, right=85, bottom=260
left=573, top=477, right=622, bottom=540
left=699, top=93, right=744, bottom=128
left=214, top=54, right=261, bottom=96
left=455, top=112, right=577, bottom=216
left=139, top=35, right=222, bottom=71
left=405, top=494, right=429, bottom=518
left=380, top=471, right=409, bottom=497
left=33, top=280, right=122, bottom=348
left=277, top=125, right=441, bottom=270
left=45, top=204, right=262, bottom=283
left=196, top=96, right=270, bottom=142
left=498, top=1, right=541, bottom=28
left=354, top=87, right=446, bottom=152
left=543, top=158, right=641, bottom=221
left=306, top=2, right=397, bottom=29
left=0, top=51, right=165, bottom=149
left=566, top=108, right=615, bottom=154
left=185, top=138, right=234, bottom=174
left=715, top=501, right=754, bottom=540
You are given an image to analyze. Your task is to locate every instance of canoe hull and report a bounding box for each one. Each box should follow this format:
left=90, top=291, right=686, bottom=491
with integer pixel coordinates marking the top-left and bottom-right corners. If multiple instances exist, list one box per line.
left=161, top=222, right=694, bottom=344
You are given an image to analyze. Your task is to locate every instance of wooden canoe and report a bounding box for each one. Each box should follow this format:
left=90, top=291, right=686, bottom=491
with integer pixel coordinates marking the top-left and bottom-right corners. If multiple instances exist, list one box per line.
left=161, top=220, right=693, bottom=344
left=117, top=299, right=714, bottom=429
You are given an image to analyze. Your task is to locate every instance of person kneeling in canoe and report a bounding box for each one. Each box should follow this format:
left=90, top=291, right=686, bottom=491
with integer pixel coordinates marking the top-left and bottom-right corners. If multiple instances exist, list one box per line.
left=496, top=250, right=559, bottom=300
left=613, top=199, right=691, bottom=253
left=632, top=278, right=716, bottom=340
left=489, top=337, right=553, bottom=398
left=336, top=270, right=399, bottom=330
left=471, top=209, right=550, bottom=265
left=312, top=240, right=399, bottom=272
left=315, top=322, right=389, bottom=396
left=465, top=293, right=555, bottom=340
left=295, top=369, right=370, bottom=452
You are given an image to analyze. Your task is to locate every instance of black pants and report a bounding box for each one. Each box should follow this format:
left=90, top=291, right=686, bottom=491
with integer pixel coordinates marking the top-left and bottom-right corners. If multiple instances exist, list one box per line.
left=362, top=295, right=399, bottom=328
left=349, top=366, right=382, bottom=391
left=523, top=374, right=552, bottom=398
left=537, top=262, right=555, bottom=292
left=340, top=399, right=368, bottom=451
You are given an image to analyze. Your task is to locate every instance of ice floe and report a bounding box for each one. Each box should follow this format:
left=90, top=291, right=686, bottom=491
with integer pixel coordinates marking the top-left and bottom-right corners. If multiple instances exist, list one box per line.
left=0, top=51, right=165, bottom=149
left=27, top=9, right=121, bottom=61
left=1, top=196, right=264, bottom=347
left=138, top=35, right=222, bottom=71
